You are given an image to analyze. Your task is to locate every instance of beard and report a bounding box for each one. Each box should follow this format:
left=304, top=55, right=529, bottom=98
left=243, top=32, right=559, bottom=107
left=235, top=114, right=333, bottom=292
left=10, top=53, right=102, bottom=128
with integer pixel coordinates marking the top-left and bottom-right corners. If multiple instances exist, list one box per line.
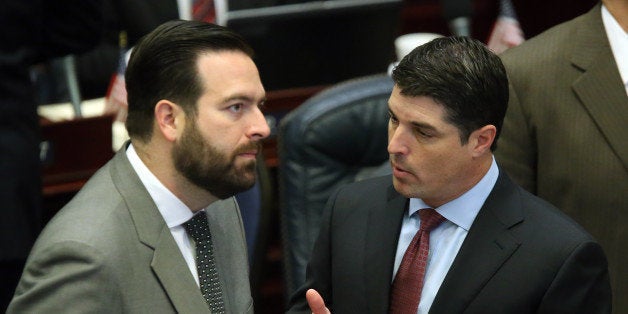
left=172, top=120, right=259, bottom=199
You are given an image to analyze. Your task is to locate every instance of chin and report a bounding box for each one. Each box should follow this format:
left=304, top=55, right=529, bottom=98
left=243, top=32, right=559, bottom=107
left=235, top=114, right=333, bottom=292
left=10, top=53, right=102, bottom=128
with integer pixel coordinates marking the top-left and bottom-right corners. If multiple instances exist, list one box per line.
left=392, top=178, right=411, bottom=197
left=392, top=178, right=425, bottom=199
left=238, top=171, right=257, bottom=188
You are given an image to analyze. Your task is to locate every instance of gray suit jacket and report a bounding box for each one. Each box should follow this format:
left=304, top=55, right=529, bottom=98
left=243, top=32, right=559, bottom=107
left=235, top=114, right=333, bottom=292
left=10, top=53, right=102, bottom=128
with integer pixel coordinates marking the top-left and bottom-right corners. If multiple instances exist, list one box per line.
left=495, top=4, right=628, bottom=311
left=288, top=173, right=611, bottom=313
left=8, top=144, right=253, bottom=313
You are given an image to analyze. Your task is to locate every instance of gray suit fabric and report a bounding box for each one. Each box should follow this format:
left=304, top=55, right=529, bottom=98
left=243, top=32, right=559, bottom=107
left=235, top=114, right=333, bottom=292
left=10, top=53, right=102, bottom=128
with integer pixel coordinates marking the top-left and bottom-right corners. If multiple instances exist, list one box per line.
left=8, top=144, right=253, bottom=313
left=287, top=173, right=611, bottom=313
left=495, top=4, right=628, bottom=311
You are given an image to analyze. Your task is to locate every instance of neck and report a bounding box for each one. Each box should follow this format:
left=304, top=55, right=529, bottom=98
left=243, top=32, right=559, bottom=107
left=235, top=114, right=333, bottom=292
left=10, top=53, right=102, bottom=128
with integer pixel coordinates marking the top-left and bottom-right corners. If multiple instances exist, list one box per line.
left=423, top=155, right=493, bottom=208
left=134, top=140, right=218, bottom=212
left=604, top=0, right=628, bottom=32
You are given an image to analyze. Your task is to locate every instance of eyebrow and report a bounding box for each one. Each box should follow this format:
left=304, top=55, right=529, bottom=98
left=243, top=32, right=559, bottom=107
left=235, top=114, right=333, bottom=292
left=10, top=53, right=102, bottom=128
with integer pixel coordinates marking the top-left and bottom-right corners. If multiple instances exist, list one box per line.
left=222, top=94, right=266, bottom=105
left=388, top=107, right=439, bottom=133
left=411, top=121, right=438, bottom=133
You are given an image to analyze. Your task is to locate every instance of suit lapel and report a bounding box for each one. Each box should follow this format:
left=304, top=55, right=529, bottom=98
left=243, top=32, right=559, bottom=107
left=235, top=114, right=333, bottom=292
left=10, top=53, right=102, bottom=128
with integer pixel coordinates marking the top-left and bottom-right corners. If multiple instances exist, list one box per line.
left=152, top=227, right=210, bottom=312
left=430, top=171, right=523, bottom=313
left=571, top=5, right=628, bottom=173
left=109, top=144, right=209, bottom=313
left=365, top=184, right=407, bottom=313
left=205, top=197, right=252, bottom=312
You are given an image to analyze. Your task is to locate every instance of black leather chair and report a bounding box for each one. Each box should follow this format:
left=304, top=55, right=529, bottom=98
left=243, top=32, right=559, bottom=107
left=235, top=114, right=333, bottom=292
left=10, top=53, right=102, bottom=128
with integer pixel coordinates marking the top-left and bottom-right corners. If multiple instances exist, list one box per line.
left=278, top=74, right=394, bottom=296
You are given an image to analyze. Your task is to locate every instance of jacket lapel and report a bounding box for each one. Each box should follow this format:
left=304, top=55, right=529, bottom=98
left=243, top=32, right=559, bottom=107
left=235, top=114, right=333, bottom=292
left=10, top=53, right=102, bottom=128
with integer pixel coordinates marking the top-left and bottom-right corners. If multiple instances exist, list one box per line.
left=152, top=227, right=210, bottom=312
left=365, top=184, right=407, bottom=313
left=205, top=198, right=253, bottom=312
left=430, top=171, right=523, bottom=313
left=571, top=5, right=628, bottom=172
left=109, top=144, right=209, bottom=313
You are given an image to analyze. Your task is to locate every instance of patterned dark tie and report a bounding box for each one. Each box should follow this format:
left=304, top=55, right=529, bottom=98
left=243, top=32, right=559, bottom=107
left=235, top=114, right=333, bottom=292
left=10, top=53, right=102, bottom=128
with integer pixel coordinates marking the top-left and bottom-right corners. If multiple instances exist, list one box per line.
left=184, top=212, right=226, bottom=313
left=389, top=208, right=446, bottom=313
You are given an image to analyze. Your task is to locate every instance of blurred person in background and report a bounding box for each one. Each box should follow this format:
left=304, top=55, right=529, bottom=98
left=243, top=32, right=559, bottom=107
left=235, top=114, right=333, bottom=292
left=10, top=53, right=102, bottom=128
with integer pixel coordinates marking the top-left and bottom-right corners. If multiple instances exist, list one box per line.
left=0, top=1, right=103, bottom=312
left=496, top=0, right=628, bottom=311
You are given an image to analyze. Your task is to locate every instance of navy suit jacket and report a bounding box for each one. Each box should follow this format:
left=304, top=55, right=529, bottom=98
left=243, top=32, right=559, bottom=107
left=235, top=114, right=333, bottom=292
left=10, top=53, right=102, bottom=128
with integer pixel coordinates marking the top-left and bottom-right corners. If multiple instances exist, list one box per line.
left=288, top=171, right=612, bottom=313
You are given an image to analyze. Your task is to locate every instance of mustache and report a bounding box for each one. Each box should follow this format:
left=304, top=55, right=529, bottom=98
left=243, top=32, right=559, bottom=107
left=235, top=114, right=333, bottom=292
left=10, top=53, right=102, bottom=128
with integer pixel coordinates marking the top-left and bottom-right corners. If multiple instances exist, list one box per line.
left=233, top=141, right=262, bottom=155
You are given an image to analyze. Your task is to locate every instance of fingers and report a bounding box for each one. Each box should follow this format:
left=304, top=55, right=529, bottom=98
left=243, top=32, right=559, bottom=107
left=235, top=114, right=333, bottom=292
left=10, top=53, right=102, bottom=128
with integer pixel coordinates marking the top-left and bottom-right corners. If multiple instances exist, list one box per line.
left=306, top=289, right=330, bottom=314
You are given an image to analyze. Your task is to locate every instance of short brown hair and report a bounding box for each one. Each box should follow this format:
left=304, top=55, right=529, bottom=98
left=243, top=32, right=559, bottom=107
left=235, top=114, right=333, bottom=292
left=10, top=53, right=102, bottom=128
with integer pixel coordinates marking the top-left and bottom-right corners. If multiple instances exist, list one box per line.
left=125, top=20, right=254, bottom=142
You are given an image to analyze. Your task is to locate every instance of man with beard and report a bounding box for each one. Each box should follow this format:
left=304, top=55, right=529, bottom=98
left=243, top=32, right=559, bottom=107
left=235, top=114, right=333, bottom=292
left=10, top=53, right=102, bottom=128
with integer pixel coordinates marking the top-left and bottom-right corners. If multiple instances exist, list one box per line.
left=7, top=20, right=269, bottom=313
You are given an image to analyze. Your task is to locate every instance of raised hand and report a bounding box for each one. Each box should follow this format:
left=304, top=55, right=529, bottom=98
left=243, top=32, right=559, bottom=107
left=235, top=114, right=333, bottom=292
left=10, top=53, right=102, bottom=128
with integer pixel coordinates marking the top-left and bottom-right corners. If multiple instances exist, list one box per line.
left=306, top=289, right=330, bottom=314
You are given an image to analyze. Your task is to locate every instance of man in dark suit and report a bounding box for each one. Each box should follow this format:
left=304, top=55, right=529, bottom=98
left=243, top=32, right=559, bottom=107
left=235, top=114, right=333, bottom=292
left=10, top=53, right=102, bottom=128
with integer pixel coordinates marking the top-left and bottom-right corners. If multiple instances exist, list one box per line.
left=287, top=37, right=612, bottom=313
left=8, top=20, right=269, bottom=313
left=0, top=1, right=103, bottom=312
left=495, top=1, right=627, bottom=311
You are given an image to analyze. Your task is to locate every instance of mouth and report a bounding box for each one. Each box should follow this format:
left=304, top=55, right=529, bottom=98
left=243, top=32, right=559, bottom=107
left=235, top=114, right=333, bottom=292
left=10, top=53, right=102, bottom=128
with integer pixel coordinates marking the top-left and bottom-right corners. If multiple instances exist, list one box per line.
left=238, top=151, right=258, bottom=159
left=235, top=142, right=262, bottom=159
left=391, top=162, right=412, bottom=178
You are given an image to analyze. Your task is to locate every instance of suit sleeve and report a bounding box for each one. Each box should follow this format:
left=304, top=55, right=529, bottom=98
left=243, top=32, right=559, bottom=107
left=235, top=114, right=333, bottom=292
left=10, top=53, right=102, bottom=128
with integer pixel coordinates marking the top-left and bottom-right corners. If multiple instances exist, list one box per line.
left=286, top=188, right=339, bottom=313
left=494, top=82, right=538, bottom=193
left=7, top=241, right=123, bottom=313
left=537, top=241, right=612, bottom=313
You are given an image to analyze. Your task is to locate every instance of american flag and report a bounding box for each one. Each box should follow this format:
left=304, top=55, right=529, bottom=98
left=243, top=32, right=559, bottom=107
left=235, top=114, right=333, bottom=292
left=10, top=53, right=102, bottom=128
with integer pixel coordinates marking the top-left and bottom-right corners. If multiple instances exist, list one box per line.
left=105, top=31, right=129, bottom=122
left=487, top=0, right=525, bottom=54
left=192, top=0, right=216, bottom=23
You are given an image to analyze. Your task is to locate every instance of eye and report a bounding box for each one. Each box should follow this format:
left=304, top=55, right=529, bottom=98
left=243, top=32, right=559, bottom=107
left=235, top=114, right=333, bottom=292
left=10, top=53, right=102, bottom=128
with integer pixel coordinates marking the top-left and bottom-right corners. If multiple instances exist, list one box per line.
left=228, top=103, right=243, bottom=113
left=388, top=111, right=399, bottom=124
left=257, top=100, right=266, bottom=111
left=414, top=128, right=433, bottom=139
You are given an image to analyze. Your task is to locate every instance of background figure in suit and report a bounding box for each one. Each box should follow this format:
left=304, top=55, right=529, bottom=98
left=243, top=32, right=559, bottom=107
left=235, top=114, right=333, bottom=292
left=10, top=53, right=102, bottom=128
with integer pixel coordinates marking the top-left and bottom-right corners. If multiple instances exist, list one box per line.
left=8, top=20, right=270, bottom=313
left=74, top=0, right=180, bottom=99
left=0, top=1, right=103, bottom=312
left=486, top=0, right=525, bottom=54
left=495, top=0, right=628, bottom=311
left=287, top=37, right=611, bottom=313
left=71, top=0, right=311, bottom=101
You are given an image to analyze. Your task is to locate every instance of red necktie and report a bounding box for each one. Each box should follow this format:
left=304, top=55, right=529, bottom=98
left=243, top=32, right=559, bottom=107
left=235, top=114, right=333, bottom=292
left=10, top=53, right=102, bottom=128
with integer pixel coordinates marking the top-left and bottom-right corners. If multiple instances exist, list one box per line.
left=389, top=208, right=446, bottom=313
left=192, top=0, right=216, bottom=23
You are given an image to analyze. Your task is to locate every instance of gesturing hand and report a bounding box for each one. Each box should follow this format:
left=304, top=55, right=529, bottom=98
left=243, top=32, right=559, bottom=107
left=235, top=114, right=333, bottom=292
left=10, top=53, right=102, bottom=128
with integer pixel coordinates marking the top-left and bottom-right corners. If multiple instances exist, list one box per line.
left=306, top=289, right=330, bottom=314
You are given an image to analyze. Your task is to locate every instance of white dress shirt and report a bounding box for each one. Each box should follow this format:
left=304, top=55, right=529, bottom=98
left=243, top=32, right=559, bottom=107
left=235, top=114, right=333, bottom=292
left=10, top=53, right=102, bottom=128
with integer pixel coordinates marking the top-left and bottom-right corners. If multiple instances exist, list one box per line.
left=602, top=4, right=628, bottom=96
left=393, top=157, right=499, bottom=314
left=126, top=144, right=202, bottom=286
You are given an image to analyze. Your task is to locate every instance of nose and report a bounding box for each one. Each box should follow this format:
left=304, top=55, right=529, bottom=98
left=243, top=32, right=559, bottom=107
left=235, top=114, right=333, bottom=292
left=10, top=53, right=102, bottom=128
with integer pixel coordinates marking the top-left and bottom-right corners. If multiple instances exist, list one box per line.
left=387, top=125, right=409, bottom=156
left=249, top=107, right=271, bottom=140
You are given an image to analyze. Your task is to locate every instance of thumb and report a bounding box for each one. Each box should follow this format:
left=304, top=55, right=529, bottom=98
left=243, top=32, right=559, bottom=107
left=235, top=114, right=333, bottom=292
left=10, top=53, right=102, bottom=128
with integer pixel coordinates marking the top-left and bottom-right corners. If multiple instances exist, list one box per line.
left=306, top=289, right=330, bottom=314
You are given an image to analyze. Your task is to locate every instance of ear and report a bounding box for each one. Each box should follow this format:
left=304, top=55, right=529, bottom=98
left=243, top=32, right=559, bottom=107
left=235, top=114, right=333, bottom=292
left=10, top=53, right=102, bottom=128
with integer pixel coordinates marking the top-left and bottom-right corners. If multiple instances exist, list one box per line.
left=469, top=125, right=496, bottom=157
left=154, top=100, right=184, bottom=142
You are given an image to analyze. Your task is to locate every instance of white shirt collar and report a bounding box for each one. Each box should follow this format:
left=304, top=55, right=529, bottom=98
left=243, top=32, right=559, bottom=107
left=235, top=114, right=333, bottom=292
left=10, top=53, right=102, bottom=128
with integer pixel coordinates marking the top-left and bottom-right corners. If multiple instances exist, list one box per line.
left=602, top=4, right=628, bottom=90
left=409, top=156, right=499, bottom=231
left=126, top=144, right=195, bottom=228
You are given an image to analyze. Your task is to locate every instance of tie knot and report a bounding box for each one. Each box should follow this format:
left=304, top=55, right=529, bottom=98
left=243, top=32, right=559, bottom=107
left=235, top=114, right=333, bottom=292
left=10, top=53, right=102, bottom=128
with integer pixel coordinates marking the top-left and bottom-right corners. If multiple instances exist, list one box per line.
left=418, top=208, right=446, bottom=232
left=184, top=212, right=211, bottom=243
